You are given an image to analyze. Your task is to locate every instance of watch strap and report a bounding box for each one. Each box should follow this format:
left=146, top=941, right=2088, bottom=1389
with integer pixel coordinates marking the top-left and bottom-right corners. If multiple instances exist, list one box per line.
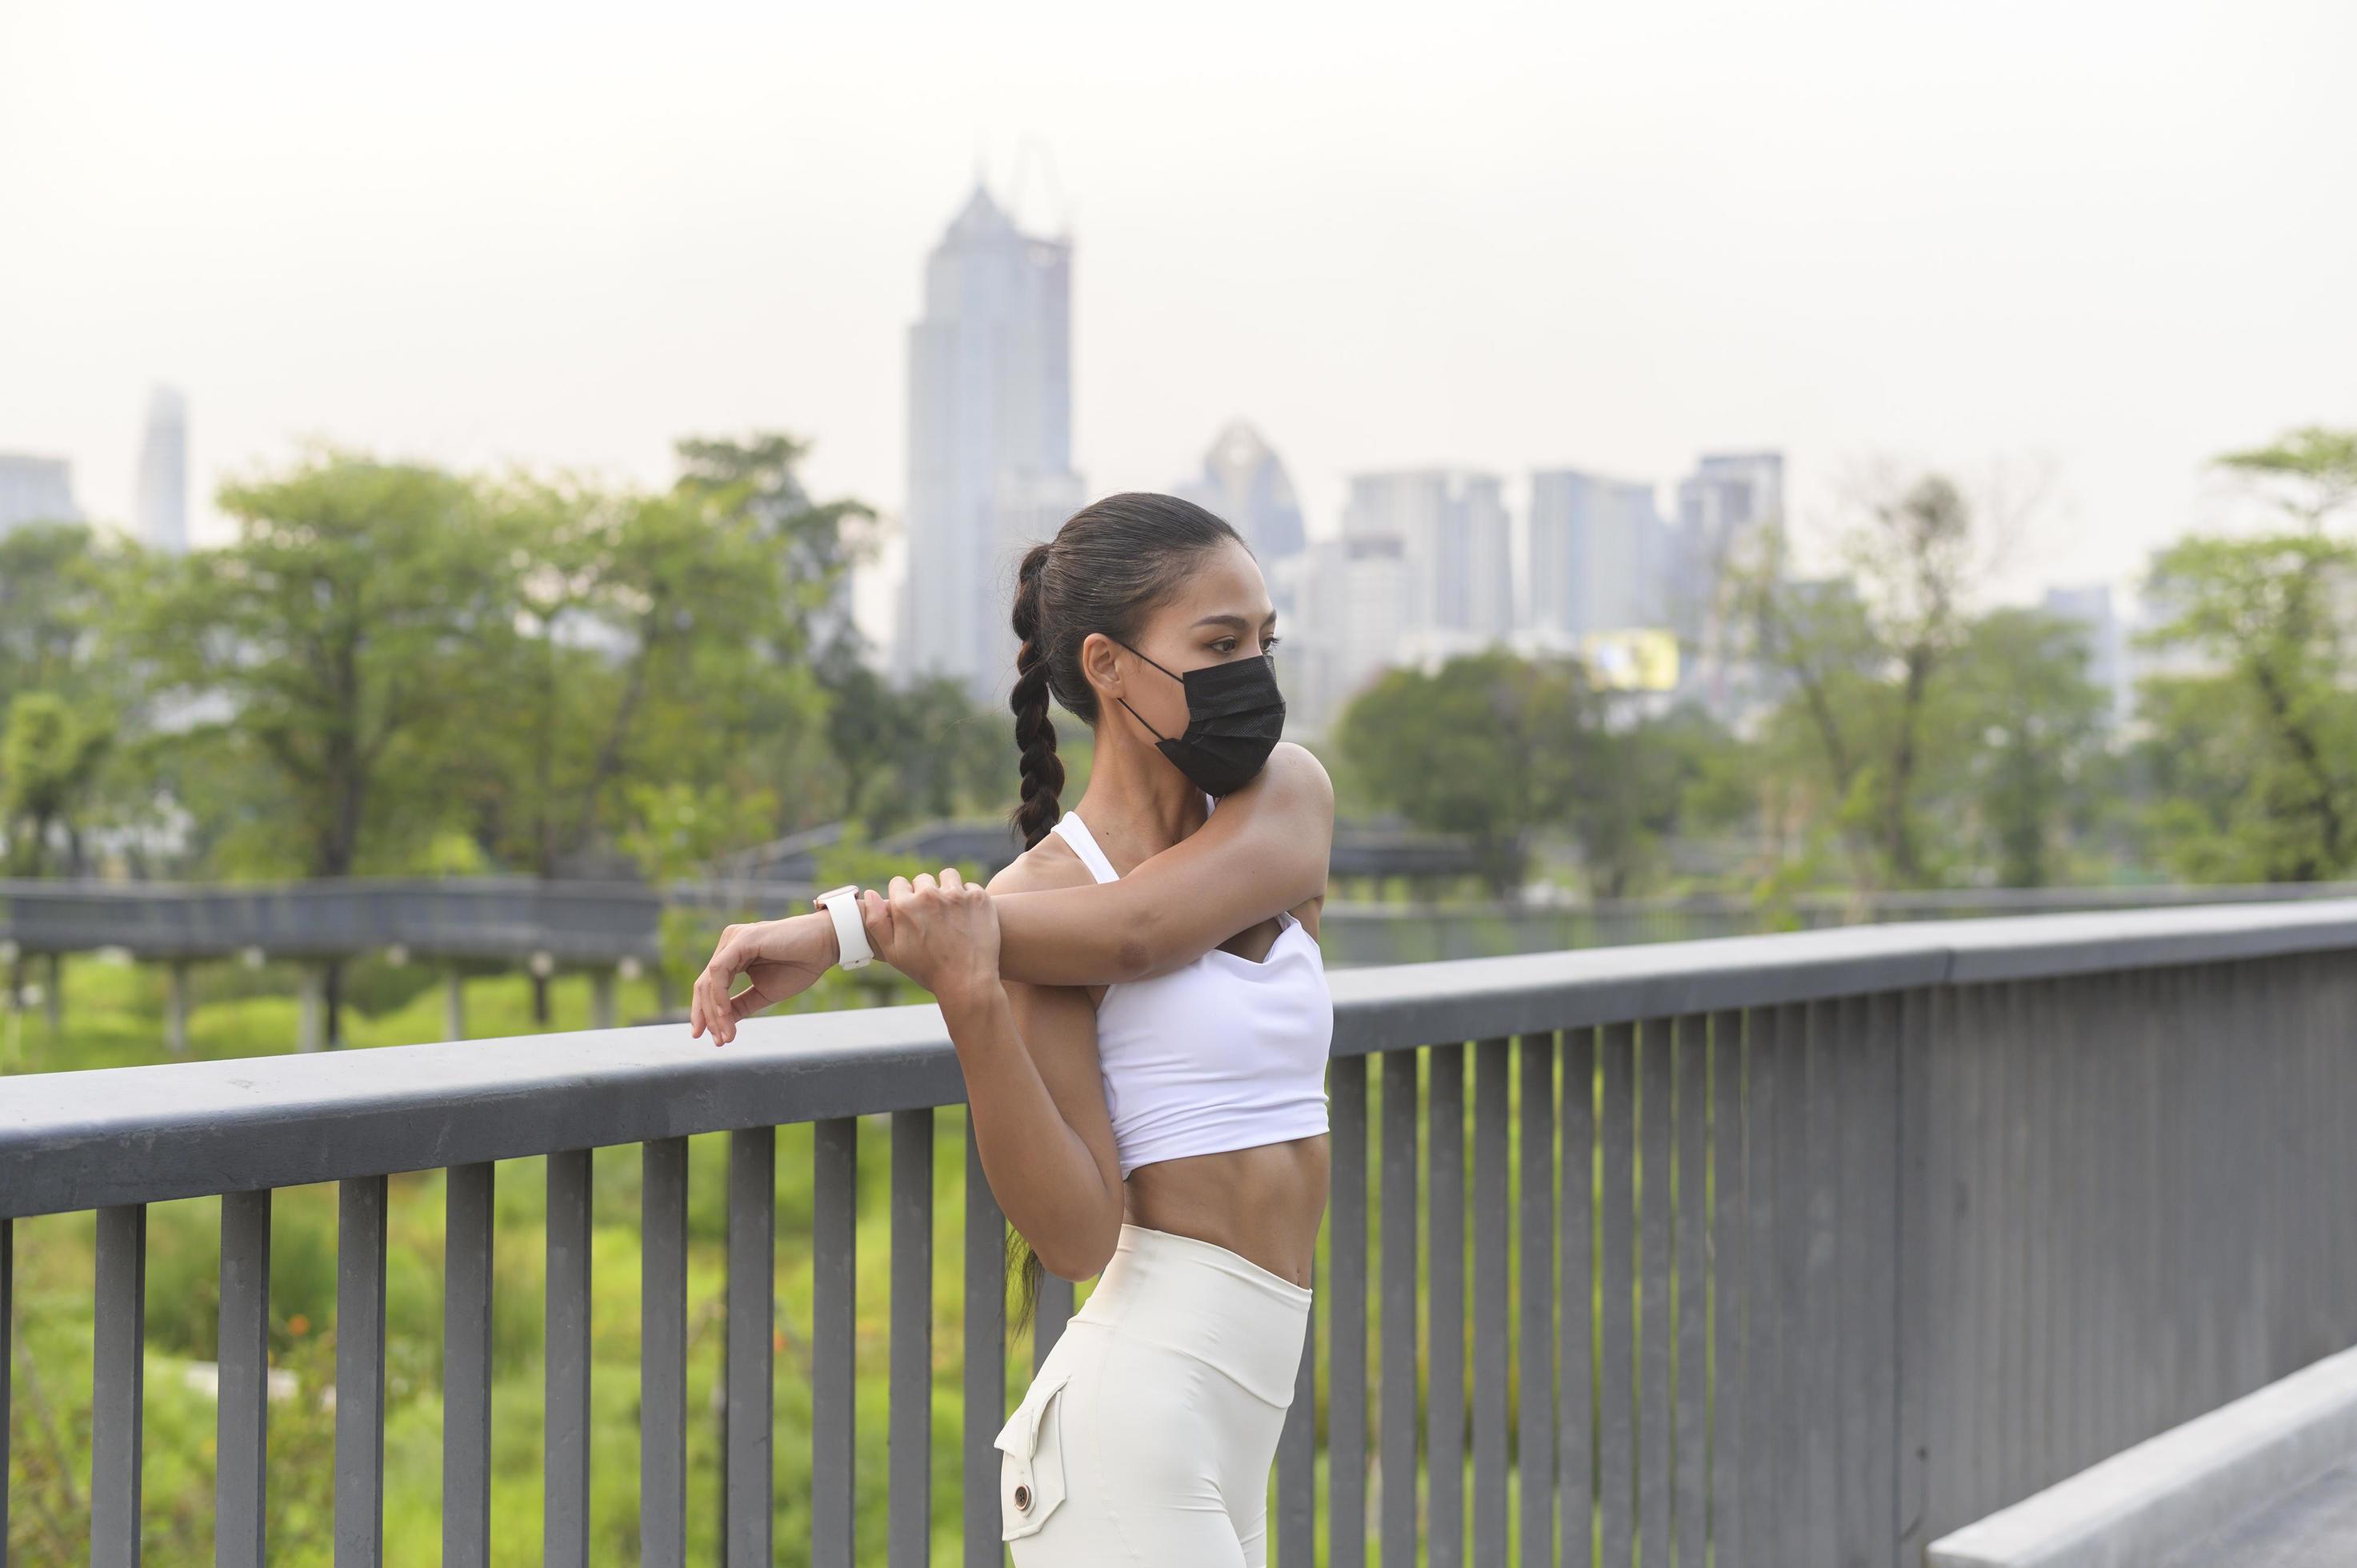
left=814, top=883, right=874, bottom=970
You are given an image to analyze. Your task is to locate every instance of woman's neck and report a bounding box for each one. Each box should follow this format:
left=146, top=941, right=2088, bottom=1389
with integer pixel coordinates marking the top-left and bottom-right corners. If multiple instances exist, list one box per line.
left=1070, top=742, right=1207, bottom=861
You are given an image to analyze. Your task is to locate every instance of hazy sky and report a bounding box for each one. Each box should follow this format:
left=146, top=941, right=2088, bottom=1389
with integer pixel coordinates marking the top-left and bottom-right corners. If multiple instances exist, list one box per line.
left=4, top=0, right=2352, bottom=638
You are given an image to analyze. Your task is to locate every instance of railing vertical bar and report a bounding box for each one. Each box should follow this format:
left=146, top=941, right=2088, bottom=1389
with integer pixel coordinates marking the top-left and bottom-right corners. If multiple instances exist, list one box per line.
left=1599, top=1020, right=1635, bottom=1567
left=964, top=1111, right=1010, bottom=1568
left=445, top=1162, right=494, bottom=1568
left=642, top=1139, right=690, bottom=1568
left=335, top=1176, right=388, bottom=1567
left=1847, top=992, right=1899, bottom=1558
left=1999, top=980, right=2031, bottom=1504
left=1331, top=1050, right=1371, bottom=1567
left=726, top=1125, right=777, bottom=1568
left=2155, top=967, right=2186, bottom=1439
left=2025, top=979, right=2055, bottom=1497
left=546, top=1147, right=593, bottom=1568
left=1, top=1216, right=9, bottom=1565
left=1519, top=1032, right=1558, bottom=1567
left=2123, top=962, right=2150, bottom=1428
left=1739, top=1005, right=1782, bottom=1561
left=1637, top=1018, right=1671, bottom=1563
left=889, top=1108, right=933, bottom=1568
left=1473, top=1037, right=1511, bottom=1564
left=1798, top=1000, right=1837, bottom=1565
left=218, top=1188, right=271, bottom=1567
left=1560, top=1026, right=1597, bottom=1568
left=1898, top=988, right=1939, bottom=1557
left=2063, top=975, right=2092, bottom=1472
left=1706, top=1008, right=1743, bottom=1568
left=1428, top=1043, right=1468, bottom=1568
left=1671, top=1016, right=1706, bottom=1568
left=1835, top=994, right=1871, bottom=1555
left=1380, top=1048, right=1421, bottom=1567
left=812, top=1117, right=856, bottom=1567
left=92, top=1202, right=147, bottom=1568
left=1279, top=1242, right=1319, bottom=1568
left=1962, top=982, right=1995, bottom=1521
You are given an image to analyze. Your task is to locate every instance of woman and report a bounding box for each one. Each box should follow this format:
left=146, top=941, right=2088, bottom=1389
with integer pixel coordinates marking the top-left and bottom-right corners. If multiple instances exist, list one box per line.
left=686, top=493, right=1336, bottom=1566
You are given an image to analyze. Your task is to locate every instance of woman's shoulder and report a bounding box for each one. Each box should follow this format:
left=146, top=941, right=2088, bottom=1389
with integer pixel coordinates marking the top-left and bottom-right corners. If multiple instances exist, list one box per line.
left=988, top=818, right=1101, bottom=897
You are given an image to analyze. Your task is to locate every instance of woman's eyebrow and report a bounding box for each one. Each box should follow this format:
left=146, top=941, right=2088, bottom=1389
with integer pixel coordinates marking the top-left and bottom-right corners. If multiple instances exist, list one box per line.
left=1191, top=612, right=1279, bottom=630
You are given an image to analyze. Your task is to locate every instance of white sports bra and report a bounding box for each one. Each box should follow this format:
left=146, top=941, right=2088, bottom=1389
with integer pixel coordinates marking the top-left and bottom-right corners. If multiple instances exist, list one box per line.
left=1048, top=790, right=1333, bottom=1179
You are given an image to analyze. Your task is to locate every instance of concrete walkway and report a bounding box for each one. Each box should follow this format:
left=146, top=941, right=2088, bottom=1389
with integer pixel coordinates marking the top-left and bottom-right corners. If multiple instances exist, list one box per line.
left=2159, top=1462, right=2357, bottom=1568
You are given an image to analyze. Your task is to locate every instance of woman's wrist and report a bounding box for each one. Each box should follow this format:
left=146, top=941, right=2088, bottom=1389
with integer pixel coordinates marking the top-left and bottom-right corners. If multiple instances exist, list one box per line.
left=798, top=908, right=842, bottom=967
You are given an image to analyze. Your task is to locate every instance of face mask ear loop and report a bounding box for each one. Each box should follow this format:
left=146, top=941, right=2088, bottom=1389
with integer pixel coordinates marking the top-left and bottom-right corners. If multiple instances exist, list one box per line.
left=1110, top=636, right=1180, bottom=746
left=1115, top=694, right=1172, bottom=746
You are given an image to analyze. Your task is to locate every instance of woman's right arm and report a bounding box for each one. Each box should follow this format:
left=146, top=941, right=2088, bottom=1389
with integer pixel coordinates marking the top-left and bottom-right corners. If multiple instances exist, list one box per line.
left=945, top=852, right=1126, bottom=1281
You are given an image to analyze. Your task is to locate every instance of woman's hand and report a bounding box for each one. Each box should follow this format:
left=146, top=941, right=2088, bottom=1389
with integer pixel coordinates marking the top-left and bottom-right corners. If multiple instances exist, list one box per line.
left=689, top=910, right=839, bottom=1046
left=866, top=869, right=1001, bottom=1013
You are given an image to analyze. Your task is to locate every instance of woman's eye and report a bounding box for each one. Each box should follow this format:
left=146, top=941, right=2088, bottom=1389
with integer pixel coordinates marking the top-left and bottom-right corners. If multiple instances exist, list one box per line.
left=1263, top=636, right=1283, bottom=655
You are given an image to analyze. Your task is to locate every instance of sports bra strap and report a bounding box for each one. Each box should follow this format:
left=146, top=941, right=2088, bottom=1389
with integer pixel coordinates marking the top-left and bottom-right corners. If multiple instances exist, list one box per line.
left=1050, top=812, right=1120, bottom=884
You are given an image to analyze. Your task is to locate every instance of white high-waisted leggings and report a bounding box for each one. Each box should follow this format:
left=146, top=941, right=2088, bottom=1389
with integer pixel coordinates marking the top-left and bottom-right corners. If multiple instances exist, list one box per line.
left=994, top=1222, right=1314, bottom=1566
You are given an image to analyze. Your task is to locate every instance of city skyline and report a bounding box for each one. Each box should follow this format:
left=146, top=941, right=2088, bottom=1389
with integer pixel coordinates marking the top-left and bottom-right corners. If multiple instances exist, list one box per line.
left=6, top=1, right=2348, bottom=622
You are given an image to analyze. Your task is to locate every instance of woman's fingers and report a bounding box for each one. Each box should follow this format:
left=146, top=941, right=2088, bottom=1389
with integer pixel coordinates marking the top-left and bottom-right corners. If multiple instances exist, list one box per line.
left=939, top=866, right=963, bottom=890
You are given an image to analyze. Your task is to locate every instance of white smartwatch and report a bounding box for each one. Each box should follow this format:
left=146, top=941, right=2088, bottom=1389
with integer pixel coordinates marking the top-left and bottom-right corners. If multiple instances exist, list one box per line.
left=814, top=883, right=874, bottom=970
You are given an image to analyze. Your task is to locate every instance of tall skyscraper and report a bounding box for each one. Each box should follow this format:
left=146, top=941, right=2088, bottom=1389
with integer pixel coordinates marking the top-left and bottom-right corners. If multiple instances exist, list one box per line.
left=135, top=385, right=190, bottom=554
left=1673, top=451, right=1786, bottom=714
left=1341, top=469, right=1513, bottom=642
left=2042, top=582, right=2134, bottom=731
left=898, top=184, right=1081, bottom=706
left=0, top=454, right=81, bottom=535
left=1528, top=469, right=1668, bottom=636
left=1174, top=421, right=1308, bottom=597
left=1275, top=533, right=1410, bottom=737
left=1671, top=452, right=1784, bottom=637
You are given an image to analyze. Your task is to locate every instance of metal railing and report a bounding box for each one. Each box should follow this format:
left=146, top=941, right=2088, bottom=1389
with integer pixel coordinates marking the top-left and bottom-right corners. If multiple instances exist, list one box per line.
left=4, top=900, right=2356, bottom=1564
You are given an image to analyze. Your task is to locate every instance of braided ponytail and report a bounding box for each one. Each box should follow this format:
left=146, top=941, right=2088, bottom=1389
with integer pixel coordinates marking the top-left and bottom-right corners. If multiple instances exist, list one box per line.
left=994, top=494, right=1247, bottom=1340
left=1008, top=542, right=1066, bottom=851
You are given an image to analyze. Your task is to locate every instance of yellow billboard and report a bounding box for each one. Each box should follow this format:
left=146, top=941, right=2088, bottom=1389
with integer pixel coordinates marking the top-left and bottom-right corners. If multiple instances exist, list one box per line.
left=1579, top=629, right=1679, bottom=692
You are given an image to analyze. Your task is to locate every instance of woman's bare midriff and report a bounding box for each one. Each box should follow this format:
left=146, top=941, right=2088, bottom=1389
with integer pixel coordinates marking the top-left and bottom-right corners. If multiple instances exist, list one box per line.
left=1122, top=1133, right=1331, bottom=1289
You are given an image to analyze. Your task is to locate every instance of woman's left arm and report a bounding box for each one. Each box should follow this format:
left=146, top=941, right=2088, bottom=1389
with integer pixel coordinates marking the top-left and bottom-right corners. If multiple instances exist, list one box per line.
left=983, top=739, right=1334, bottom=986
left=690, top=742, right=1334, bottom=1042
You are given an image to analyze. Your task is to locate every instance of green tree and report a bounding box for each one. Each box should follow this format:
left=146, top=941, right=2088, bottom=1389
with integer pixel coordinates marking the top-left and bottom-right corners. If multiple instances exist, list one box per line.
left=470, top=435, right=867, bottom=876
left=137, top=448, right=504, bottom=882
left=2137, top=531, right=2357, bottom=881
left=2127, top=426, right=2357, bottom=883
left=1, top=692, right=110, bottom=875
left=1736, top=470, right=1992, bottom=890
left=1938, top=608, right=2111, bottom=886
left=1338, top=650, right=1591, bottom=897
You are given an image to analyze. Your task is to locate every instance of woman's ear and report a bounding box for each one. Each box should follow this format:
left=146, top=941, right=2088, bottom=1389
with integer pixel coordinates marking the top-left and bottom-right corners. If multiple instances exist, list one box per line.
left=1078, top=630, right=1122, bottom=703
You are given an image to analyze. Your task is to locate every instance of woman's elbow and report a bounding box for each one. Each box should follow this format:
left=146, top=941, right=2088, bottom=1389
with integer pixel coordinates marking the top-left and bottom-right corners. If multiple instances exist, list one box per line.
left=1038, top=1219, right=1122, bottom=1282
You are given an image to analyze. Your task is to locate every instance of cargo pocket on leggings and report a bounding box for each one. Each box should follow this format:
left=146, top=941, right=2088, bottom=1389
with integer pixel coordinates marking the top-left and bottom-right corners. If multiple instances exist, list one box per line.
left=994, top=1365, right=1074, bottom=1541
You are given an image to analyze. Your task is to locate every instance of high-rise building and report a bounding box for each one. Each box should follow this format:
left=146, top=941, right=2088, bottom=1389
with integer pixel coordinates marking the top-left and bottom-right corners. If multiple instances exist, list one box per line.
left=0, top=454, right=81, bottom=535
left=1274, top=534, right=1410, bottom=737
left=897, top=184, right=1080, bottom=706
left=1341, top=469, right=1513, bottom=642
left=136, top=386, right=190, bottom=554
left=2042, top=582, right=2134, bottom=731
left=1528, top=469, right=1668, bottom=636
left=1672, top=451, right=1786, bottom=715
left=1174, top=420, right=1307, bottom=614
left=1671, top=451, right=1784, bottom=634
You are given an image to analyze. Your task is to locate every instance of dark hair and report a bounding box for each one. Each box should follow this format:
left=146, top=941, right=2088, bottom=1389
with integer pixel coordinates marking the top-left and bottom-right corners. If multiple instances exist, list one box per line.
left=999, top=490, right=1244, bottom=1334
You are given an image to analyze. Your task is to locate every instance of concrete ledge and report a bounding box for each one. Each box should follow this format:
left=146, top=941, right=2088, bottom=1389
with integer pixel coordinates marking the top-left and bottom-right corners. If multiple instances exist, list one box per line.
left=1929, top=1344, right=2357, bottom=1567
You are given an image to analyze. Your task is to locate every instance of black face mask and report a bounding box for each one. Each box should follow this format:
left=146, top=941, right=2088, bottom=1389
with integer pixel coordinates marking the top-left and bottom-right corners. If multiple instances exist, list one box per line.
left=1110, top=636, right=1287, bottom=798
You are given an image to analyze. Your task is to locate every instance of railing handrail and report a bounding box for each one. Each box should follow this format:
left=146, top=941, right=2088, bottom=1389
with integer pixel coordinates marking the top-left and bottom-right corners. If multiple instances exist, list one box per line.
left=8, top=897, right=2357, bottom=1222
